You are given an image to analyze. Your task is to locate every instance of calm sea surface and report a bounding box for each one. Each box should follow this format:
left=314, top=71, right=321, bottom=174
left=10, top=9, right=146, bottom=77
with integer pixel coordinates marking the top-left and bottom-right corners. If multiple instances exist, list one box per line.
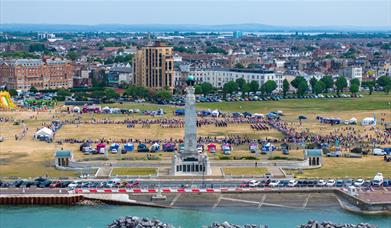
left=0, top=205, right=390, bottom=228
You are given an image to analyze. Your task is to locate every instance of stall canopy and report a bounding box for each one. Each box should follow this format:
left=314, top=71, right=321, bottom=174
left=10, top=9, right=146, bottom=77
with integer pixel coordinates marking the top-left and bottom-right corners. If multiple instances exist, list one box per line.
left=73, top=106, right=81, bottom=113
left=211, top=109, right=220, bottom=117
left=361, top=117, right=376, bottom=126
left=35, top=127, right=54, bottom=139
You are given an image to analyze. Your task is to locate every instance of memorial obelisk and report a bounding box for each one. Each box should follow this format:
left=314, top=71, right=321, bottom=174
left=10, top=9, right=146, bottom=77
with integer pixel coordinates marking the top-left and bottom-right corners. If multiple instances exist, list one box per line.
left=171, top=75, right=211, bottom=175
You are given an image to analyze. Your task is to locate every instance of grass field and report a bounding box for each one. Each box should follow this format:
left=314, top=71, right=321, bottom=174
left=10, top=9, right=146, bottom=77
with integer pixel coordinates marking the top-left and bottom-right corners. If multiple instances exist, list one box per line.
left=111, top=167, right=157, bottom=176
left=287, top=156, right=391, bottom=178
left=223, top=167, right=268, bottom=176
left=1, top=93, right=390, bottom=178
left=197, top=93, right=391, bottom=113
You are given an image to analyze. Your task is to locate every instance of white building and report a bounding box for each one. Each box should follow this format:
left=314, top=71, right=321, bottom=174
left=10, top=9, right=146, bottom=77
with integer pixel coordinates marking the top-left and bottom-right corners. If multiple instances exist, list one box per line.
left=174, top=68, right=282, bottom=91
left=341, top=67, right=363, bottom=84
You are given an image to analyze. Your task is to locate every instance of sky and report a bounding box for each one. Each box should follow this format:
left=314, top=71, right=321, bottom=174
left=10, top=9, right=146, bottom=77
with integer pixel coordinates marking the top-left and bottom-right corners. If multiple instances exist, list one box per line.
left=1, top=0, right=391, bottom=27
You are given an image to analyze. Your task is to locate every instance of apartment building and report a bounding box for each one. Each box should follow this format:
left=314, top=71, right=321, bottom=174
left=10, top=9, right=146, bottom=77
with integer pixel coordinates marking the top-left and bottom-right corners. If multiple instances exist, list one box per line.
left=0, top=58, right=73, bottom=91
left=174, top=68, right=282, bottom=91
left=133, top=42, right=174, bottom=91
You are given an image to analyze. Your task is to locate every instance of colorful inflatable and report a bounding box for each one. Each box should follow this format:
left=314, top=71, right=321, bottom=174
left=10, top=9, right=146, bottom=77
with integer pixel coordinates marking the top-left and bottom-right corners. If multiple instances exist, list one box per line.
left=0, top=91, right=15, bottom=109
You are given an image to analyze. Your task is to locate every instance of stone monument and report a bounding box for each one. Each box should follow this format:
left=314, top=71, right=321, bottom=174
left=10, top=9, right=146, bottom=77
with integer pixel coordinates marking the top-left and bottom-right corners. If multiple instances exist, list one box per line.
left=171, top=75, right=211, bottom=175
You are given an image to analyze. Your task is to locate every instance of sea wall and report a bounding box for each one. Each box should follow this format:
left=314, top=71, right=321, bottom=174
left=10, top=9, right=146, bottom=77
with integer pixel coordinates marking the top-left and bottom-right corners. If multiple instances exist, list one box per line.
left=0, top=195, right=83, bottom=205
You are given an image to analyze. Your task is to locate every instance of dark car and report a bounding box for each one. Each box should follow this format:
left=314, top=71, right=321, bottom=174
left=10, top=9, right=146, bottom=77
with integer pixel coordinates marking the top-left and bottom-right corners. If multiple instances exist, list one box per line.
left=21, top=180, right=36, bottom=188
left=307, top=180, right=316, bottom=187
left=344, top=179, right=353, bottom=187
left=383, top=179, right=390, bottom=187
left=335, top=180, right=344, bottom=187
left=11, top=180, right=24, bottom=188
left=60, top=181, right=72, bottom=188
left=37, top=180, right=52, bottom=188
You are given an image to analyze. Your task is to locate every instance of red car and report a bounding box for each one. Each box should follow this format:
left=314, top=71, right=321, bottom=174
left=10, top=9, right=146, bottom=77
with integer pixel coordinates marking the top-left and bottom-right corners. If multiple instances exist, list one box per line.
left=126, top=181, right=140, bottom=189
left=49, top=181, right=61, bottom=188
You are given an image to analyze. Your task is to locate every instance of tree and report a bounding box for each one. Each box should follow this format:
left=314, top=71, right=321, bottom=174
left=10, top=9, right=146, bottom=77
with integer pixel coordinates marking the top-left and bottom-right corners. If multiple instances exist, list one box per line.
left=29, top=43, right=46, bottom=52
left=350, top=78, right=361, bottom=87
left=195, top=85, right=203, bottom=94
left=349, top=84, right=359, bottom=95
left=66, top=51, right=80, bottom=61
left=29, top=86, right=38, bottom=93
left=309, top=77, right=317, bottom=94
left=377, top=76, right=391, bottom=94
left=290, top=76, right=306, bottom=89
left=362, top=80, right=376, bottom=95
left=200, top=82, right=214, bottom=95
left=125, top=86, right=149, bottom=98
left=282, top=79, right=289, bottom=97
left=335, top=76, right=348, bottom=95
left=91, top=90, right=105, bottom=99
left=297, top=81, right=309, bottom=96
left=234, top=63, right=244, bottom=69
left=57, top=89, right=71, bottom=97
left=320, top=76, right=334, bottom=93
left=241, top=83, right=251, bottom=97
left=8, top=89, right=17, bottom=96
left=249, top=80, right=259, bottom=93
left=261, top=80, right=277, bottom=96
left=104, top=88, right=120, bottom=99
left=235, top=78, right=246, bottom=90
left=155, top=90, right=172, bottom=101
left=314, top=81, right=325, bottom=95
left=223, top=81, right=238, bottom=95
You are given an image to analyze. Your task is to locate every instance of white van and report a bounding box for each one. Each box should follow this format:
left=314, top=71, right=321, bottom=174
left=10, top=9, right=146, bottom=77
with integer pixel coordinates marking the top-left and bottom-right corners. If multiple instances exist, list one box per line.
left=373, top=148, right=386, bottom=156
left=372, top=173, right=384, bottom=187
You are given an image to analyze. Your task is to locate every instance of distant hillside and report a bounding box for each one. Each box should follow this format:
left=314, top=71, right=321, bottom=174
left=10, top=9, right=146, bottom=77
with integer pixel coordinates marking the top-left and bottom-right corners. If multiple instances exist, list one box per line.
left=1, top=23, right=390, bottom=33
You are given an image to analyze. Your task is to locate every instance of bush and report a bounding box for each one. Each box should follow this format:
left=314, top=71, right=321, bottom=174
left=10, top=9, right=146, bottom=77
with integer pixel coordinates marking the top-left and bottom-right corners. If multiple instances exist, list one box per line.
left=218, top=156, right=232, bottom=160
left=240, top=156, right=257, bottom=160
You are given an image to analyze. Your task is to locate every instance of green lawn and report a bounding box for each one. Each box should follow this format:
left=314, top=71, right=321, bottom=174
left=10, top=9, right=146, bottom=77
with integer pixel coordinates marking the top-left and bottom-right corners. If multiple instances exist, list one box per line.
left=197, top=93, right=390, bottom=113
left=223, top=167, right=268, bottom=176
left=286, top=157, right=391, bottom=178
left=111, top=167, right=157, bottom=176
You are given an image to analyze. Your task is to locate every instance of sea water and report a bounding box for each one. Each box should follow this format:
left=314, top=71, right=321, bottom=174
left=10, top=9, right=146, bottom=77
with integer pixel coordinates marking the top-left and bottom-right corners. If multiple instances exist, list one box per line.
left=0, top=205, right=390, bottom=228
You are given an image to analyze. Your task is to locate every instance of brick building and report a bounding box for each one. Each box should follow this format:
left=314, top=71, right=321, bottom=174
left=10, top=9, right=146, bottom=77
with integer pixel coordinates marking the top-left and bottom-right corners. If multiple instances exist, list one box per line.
left=0, top=58, right=73, bottom=91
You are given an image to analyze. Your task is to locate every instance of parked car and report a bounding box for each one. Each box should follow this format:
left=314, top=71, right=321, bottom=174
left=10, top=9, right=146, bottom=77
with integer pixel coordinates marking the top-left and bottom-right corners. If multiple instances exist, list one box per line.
left=326, top=179, right=336, bottom=187
left=353, top=179, right=365, bottom=187
left=248, top=180, right=260, bottom=187
left=335, top=180, right=344, bottom=187
left=327, top=151, right=341, bottom=157
left=288, top=179, right=298, bottom=187
left=317, top=179, right=327, bottom=187
left=269, top=179, right=280, bottom=187
left=372, top=173, right=384, bottom=186
left=373, top=148, right=386, bottom=156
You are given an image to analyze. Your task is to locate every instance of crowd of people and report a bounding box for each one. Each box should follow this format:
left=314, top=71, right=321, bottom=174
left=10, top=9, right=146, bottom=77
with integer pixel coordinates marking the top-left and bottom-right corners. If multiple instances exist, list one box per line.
left=268, top=118, right=391, bottom=150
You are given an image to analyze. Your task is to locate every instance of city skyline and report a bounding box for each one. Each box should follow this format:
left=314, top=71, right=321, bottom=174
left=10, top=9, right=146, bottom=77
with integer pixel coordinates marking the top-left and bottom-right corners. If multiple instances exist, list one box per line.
left=1, top=0, right=391, bottom=27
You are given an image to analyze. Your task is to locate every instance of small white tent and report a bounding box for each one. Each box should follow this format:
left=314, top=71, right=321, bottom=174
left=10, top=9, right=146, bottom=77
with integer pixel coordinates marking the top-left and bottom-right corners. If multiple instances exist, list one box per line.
left=211, top=109, right=220, bottom=117
left=361, top=117, right=376, bottom=126
left=35, top=127, right=54, bottom=139
left=73, top=106, right=81, bottom=113
left=349, top=118, right=357, bottom=124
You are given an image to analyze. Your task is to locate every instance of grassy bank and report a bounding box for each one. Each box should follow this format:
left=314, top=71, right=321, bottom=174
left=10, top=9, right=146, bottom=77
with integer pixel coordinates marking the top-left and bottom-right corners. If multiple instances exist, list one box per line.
left=287, top=156, right=391, bottom=178
left=223, top=167, right=267, bottom=176
left=111, top=167, right=157, bottom=176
